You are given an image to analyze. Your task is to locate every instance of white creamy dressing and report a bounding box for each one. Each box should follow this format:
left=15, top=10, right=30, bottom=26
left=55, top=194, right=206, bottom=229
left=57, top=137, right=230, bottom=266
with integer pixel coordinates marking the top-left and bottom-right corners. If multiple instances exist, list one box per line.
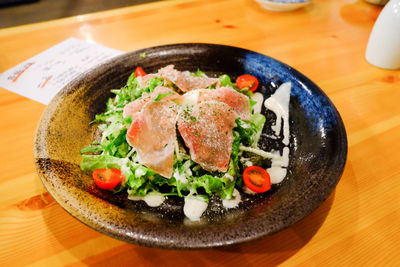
left=223, top=173, right=234, bottom=182
left=239, top=145, right=280, bottom=159
left=243, top=186, right=257, bottom=195
left=252, top=92, right=264, bottom=114
left=244, top=160, right=253, bottom=167
left=268, top=167, right=287, bottom=184
left=271, top=146, right=290, bottom=168
left=183, top=196, right=208, bottom=221
left=264, top=82, right=291, bottom=145
left=262, top=82, right=292, bottom=184
left=173, top=169, right=189, bottom=184
left=222, top=189, right=242, bottom=209
left=239, top=155, right=254, bottom=167
left=267, top=147, right=290, bottom=184
left=128, top=192, right=165, bottom=207
left=135, top=167, right=146, bottom=177
left=242, top=82, right=292, bottom=190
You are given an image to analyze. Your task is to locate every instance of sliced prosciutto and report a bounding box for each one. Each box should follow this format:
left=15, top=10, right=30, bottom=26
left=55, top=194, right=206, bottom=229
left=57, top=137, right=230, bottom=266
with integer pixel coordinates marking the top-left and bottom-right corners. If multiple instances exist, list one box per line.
left=126, top=101, right=178, bottom=178
left=139, top=65, right=219, bottom=92
left=184, top=74, right=220, bottom=91
left=180, top=87, right=251, bottom=121
left=177, top=100, right=237, bottom=172
left=123, top=86, right=179, bottom=118
left=198, top=86, right=251, bottom=121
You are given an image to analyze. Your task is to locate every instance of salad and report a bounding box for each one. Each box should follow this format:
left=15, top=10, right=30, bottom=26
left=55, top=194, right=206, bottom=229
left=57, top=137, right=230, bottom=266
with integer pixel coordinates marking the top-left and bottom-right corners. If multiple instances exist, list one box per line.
left=80, top=65, right=290, bottom=221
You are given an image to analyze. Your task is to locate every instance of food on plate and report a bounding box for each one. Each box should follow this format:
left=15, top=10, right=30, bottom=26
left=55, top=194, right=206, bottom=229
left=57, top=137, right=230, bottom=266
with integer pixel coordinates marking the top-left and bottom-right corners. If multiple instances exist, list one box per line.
left=242, top=166, right=271, bottom=193
left=92, top=168, right=124, bottom=190
left=236, top=74, right=259, bottom=92
left=134, top=66, right=147, bottom=77
left=80, top=65, right=291, bottom=221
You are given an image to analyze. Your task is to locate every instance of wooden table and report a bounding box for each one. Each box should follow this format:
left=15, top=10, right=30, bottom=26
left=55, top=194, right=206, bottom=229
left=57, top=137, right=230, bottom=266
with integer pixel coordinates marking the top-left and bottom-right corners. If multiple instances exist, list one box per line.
left=1, top=0, right=399, bottom=265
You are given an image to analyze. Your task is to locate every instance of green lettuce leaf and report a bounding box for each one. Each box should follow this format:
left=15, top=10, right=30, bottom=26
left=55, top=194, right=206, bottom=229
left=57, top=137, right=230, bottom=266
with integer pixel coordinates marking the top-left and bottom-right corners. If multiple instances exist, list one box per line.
left=219, top=74, right=234, bottom=87
left=234, top=113, right=266, bottom=146
left=80, top=154, right=132, bottom=179
left=250, top=113, right=266, bottom=147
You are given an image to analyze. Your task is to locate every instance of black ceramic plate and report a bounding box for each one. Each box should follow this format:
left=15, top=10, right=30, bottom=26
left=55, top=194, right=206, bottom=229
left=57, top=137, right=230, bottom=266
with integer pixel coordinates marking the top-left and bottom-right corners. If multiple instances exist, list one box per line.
left=34, top=43, right=347, bottom=249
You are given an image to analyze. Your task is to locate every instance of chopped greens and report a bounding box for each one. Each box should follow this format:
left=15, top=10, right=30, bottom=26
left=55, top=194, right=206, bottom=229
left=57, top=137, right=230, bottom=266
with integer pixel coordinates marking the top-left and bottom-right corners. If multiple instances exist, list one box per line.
left=80, top=67, right=267, bottom=215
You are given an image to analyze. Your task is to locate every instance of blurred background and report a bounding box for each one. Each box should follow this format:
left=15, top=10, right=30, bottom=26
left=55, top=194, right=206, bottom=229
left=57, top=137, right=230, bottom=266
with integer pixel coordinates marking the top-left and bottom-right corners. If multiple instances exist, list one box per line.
left=0, top=0, right=160, bottom=28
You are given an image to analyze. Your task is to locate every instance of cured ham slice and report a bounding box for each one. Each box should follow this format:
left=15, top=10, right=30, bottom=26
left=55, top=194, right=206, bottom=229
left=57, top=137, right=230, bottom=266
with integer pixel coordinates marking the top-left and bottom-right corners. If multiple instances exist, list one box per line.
left=177, top=100, right=237, bottom=172
left=197, top=87, right=251, bottom=121
left=184, top=74, right=220, bottom=91
left=158, top=65, right=188, bottom=90
left=179, top=87, right=251, bottom=120
left=140, top=65, right=219, bottom=92
left=126, top=101, right=178, bottom=178
left=123, top=86, right=179, bottom=118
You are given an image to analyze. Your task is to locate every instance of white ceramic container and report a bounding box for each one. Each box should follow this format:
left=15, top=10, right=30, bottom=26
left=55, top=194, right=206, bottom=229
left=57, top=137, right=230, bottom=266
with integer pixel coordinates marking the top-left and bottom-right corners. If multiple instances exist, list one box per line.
left=365, top=0, right=400, bottom=69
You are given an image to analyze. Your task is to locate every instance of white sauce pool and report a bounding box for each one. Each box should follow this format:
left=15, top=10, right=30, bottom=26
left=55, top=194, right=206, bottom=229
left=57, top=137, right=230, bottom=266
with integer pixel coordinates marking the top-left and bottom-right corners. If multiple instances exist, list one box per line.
left=267, top=147, right=289, bottom=184
left=264, top=82, right=291, bottom=145
left=267, top=140, right=290, bottom=184
left=243, top=186, right=257, bottom=195
left=267, top=166, right=287, bottom=184
left=242, top=81, right=292, bottom=195
left=244, top=160, right=253, bottom=167
left=262, top=83, right=292, bottom=184
left=173, top=169, right=189, bottom=184
left=183, top=196, right=208, bottom=221
left=223, top=173, right=234, bottom=182
left=128, top=192, right=165, bottom=207
left=135, top=167, right=146, bottom=177
left=271, top=146, right=290, bottom=167
left=222, top=189, right=242, bottom=209
left=252, top=92, right=264, bottom=114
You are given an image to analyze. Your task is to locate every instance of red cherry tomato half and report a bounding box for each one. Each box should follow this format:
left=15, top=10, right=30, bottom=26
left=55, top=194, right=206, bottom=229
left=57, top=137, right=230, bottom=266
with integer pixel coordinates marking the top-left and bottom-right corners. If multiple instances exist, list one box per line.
left=92, top=169, right=124, bottom=190
left=243, top=166, right=271, bottom=193
left=236, top=74, right=259, bottom=92
left=135, top=66, right=147, bottom=77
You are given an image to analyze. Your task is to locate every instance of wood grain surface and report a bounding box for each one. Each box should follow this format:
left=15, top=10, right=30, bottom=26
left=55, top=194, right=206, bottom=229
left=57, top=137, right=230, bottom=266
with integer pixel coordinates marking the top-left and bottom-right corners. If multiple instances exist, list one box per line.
left=1, top=0, right=399, bottom=266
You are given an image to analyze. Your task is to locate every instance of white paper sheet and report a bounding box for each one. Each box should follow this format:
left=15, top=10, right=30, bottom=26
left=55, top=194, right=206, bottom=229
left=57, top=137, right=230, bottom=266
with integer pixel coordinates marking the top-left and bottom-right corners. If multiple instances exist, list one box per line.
left=0, top=38, right=124, bottom=105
